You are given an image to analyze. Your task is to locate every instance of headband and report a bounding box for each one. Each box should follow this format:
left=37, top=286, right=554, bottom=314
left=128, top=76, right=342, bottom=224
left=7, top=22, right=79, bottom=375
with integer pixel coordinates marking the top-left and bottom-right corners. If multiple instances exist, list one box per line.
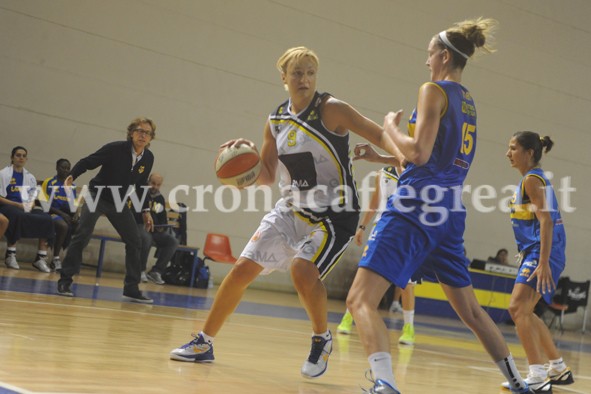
left=438, top=31, right=469, bottom=60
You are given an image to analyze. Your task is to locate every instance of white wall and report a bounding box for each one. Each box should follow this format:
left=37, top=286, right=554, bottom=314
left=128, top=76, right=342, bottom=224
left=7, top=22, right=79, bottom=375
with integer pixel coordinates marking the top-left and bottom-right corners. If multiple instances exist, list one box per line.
left=1, top=1, right=590, bottom=300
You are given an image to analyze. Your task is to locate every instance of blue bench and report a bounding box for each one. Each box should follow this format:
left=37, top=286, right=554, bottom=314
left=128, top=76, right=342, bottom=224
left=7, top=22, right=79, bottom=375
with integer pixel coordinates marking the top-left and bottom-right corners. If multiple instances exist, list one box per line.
left=89, top=233, right=201, bottom=286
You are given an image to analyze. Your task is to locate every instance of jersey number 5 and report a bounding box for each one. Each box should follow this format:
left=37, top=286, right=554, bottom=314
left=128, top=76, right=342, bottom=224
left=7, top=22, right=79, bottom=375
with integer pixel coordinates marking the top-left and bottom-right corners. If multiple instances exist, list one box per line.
left=461, top=122, right=475, bottom=155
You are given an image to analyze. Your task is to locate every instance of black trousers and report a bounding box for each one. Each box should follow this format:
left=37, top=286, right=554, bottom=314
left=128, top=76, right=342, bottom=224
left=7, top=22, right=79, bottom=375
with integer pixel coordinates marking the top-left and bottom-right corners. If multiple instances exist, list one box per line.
left=0, top=205, right=54, bottom=244
left=59, top=197, right=141, bottom=293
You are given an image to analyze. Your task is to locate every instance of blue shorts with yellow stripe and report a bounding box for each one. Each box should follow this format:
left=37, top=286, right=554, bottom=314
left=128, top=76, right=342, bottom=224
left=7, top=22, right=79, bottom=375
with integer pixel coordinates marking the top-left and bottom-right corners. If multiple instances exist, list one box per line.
left=515, top=249, right=565, bottom=304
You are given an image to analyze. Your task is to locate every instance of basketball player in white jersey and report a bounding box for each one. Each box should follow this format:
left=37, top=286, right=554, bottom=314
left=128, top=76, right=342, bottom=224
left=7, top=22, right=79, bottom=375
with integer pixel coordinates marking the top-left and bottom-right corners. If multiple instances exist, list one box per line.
left=170, top=46, right=404, bottom=380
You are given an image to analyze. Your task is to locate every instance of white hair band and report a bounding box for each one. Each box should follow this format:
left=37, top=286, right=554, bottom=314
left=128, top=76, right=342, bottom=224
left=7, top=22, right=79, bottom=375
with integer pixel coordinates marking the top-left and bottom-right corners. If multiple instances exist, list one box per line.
left=438, top=31, right=469, bottom=59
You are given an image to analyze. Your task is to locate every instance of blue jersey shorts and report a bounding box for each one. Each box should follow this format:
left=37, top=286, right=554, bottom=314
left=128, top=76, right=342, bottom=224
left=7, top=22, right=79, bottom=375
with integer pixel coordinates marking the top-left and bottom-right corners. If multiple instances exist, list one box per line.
left=515, top=249, right=565, bottom=304
left=359, top=195, right=471, bottom=289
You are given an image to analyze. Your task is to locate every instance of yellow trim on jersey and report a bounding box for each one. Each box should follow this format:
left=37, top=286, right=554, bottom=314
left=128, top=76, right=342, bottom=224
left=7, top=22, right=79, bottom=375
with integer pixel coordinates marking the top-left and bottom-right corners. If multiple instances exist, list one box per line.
left=270, top=118, right=346, bottom=202
left=293, top=209, right=330, bottom=270
left=381, top=171, right=399, bottom=183
left=422, top=82, right=448, bottom=118
left=510, top=205, right=536, bottom=221
left=520, top=173, right=546, bottom=198
left=320, top=250, right=343, bottom=281
left=40, top=178, right=51, bottom=201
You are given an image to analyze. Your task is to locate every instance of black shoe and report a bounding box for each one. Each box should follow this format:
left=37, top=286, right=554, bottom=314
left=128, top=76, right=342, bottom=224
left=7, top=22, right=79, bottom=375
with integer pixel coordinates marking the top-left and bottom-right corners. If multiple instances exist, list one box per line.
left=122, top=292, right=153, bottom=304
left=57, top=282, right=74, bottom=297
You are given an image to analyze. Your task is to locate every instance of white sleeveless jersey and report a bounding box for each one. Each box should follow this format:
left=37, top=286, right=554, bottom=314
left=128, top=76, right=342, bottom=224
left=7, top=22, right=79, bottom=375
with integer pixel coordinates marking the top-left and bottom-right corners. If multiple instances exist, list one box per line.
left=375, top=166, right=399, bottom=223
left=268, top=92, right=359, bottom=213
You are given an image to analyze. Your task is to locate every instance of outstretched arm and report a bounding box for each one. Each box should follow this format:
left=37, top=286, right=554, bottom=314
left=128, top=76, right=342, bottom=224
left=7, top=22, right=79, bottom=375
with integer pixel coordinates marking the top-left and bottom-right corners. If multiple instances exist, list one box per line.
left=321, top=97, right=404, bottom=168
left=354, top=172, right=382, bottom=246
left=353, top=143, right=404, bottom=175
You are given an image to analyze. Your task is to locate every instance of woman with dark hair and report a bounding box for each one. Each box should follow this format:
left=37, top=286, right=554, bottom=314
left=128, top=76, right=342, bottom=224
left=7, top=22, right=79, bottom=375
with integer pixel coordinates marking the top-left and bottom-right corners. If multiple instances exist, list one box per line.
left=0, top=146, right=54, bottom=272
left=41, top=158, right=79, bottom=271
left=490, top=248, right=509, bottom=265
left=503, top=131, right=574, bottom=392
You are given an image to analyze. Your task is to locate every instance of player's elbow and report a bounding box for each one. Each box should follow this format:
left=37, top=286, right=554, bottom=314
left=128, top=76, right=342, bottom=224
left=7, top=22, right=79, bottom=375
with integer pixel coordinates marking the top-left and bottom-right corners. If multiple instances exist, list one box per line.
left=407, top=150, right=429, bottom=166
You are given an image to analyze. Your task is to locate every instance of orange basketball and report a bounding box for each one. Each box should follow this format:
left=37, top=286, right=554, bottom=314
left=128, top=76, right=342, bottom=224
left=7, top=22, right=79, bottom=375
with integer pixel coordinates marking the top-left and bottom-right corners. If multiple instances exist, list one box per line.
left=215, top=144, right=261, bottom=188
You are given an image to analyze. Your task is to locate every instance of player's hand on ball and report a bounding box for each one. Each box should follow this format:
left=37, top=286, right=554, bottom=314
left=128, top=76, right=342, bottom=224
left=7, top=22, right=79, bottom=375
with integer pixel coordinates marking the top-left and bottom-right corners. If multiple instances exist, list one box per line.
left=220, top=138, right=258, bottom=153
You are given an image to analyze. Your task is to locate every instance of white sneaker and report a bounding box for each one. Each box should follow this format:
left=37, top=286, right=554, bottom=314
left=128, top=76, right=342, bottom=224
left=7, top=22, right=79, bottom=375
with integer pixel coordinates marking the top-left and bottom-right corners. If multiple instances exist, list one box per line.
left=141, top=271, right=148, bottom=283
left=501, top=374, right=552, bottom=392
left=301, top=332, right=332, bottom=379
left=52, top=258, right=62, bottom=271
left=5, top=253, right=20, bottom=269
left=389, top=301, right=403, bottom=314
left=32, top=257, right=51, bottom=273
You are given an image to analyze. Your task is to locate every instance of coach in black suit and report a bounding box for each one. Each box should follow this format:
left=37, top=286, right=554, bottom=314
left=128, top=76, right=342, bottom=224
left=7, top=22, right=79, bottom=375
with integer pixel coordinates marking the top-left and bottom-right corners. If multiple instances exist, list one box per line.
left=57, top=117, right=156, bottom=303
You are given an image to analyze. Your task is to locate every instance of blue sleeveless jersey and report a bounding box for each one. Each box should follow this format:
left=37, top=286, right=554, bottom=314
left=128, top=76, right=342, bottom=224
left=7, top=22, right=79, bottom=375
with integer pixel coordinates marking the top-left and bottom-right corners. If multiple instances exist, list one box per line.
left=42, top=175, right=77, bottom=212
left=509, top=168, right=566, bottom=255
left=399, top=81, right=477, bottom=191
left=5, top=171, right=24, bottom=202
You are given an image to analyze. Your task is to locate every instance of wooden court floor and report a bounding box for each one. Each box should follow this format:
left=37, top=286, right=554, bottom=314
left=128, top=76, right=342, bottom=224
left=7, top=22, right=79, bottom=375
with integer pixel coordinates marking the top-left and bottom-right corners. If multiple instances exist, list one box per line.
left=0, top=266, right=590, bottom=394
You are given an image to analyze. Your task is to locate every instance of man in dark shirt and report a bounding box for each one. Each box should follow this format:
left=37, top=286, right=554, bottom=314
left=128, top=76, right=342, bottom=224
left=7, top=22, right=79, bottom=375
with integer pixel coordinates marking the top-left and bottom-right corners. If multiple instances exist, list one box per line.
left=136, top=172, right=178, bottom=285
left=57, top=117, right=156, bottom=303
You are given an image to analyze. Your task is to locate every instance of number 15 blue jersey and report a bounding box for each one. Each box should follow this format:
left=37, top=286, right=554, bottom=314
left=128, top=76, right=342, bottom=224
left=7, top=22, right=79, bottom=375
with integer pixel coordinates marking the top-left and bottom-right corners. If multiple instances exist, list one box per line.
left=400, top=80, right=476, bottom=190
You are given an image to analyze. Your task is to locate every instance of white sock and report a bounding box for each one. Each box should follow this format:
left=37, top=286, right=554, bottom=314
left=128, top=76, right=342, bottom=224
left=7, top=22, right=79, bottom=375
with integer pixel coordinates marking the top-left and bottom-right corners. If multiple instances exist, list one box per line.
left=391, top=301, right=401, bottom=309
left=200, top=331, right=214, bottom=344
left=314, top=330, right=331, bottom=340
left=549, top=358, right=566, bottom=372
left=403, top=310, right=414, bottom=325
left=368, top=352, right=397, bottom=389
left=7, top=247, right=16, bottom=253
left=37, top=250, right=47, bottom=256
left=53, top=256, right=60, bottom=261
left=529, top=364, right=547, bottom=380
left=496, top=354, right=527, bottom=391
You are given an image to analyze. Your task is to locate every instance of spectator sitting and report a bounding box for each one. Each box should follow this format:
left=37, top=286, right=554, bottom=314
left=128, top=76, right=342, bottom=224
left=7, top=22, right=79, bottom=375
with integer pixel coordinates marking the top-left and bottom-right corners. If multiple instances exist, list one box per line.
left=488, top=248, right=510, bottom=265
left=0, top=146, right=55, bottom=272
left=0, top=213, right=8, bottom=239
left=40, top=158, right=79, bottom=271
left=136, top=173, right=178, bottom=285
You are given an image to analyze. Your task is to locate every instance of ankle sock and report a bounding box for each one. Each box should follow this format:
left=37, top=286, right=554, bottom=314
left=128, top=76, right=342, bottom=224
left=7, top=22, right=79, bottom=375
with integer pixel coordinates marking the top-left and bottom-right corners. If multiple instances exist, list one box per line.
left=403, top=310, right=414, bottom=325
left=314, top=330, right=331, bottom=340
left=368, top=352, right=397, bottom=390
left=549, top=358, right=566, bottom=372
left=200, top=331, right=215, bottom=345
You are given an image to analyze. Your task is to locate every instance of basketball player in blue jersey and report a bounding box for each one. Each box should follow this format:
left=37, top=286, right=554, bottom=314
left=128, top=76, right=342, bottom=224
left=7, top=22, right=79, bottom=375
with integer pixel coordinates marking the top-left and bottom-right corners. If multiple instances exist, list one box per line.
left=347, top=18, right=534, bottom=394
left=41, top=158, right=79, bottom=271
left=501, top=131, right=574, bottom=392
left=170, top=46, right=403, bottom=379
left=337, top=164, right=420, bottom=346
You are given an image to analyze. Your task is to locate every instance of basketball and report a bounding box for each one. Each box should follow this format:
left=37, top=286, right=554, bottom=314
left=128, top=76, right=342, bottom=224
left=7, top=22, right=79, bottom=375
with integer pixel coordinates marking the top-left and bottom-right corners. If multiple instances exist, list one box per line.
left=215, top=144, right=261, bottom=188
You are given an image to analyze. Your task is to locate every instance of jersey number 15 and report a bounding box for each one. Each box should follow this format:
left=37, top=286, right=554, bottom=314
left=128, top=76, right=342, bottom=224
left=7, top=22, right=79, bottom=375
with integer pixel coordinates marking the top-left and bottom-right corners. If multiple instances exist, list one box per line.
left=461, top=122, right=475, bottom=155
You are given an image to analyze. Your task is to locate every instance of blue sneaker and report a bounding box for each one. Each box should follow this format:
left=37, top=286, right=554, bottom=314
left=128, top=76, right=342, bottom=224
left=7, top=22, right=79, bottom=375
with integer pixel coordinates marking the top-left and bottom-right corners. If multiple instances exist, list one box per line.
left=170, top=333, right=214, bottom=363
left=510, top=384, right=537, bottom=393
left=366, top=379, right=400, bottom=394
left=363, top=370, right=400, bottom=394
